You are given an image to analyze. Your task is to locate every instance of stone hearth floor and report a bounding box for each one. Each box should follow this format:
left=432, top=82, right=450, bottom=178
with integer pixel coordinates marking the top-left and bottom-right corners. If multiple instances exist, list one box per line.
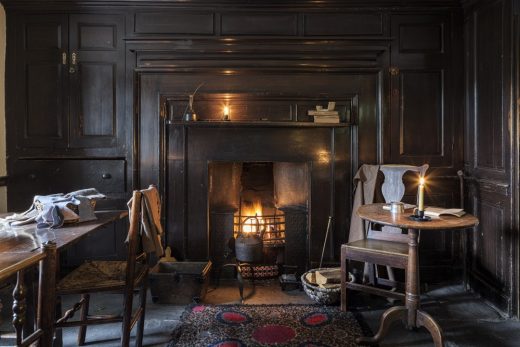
left=1, top=280, right=520, bottom=346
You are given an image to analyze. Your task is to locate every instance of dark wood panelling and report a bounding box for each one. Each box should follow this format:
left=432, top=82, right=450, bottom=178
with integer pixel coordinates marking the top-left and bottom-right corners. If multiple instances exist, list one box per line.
left=221, top=13, right=297, bottom=36
left=3, top=1, right=474, bottom=300
left=399, top=23, right=443, bottom=53
left=464, top=0, right=516, bottom=315
left=304, top=13, right=383, bottom=36
left=389, top=13, right=458, bottom=171
left=77, top=62, right=116, bottom=136
left=134, top=11, right=214, bottom=35
left=474, top=2, right=505, bottom=172
left=69, top=14, right=124, bottom=148
left=15, top=15, right=68, bottom=148
left=399, top=70, right=443, bottom=156
left=388, top=11, right=464, bottom=284
left=8, top=159, right=126, bottom=211
left=78, top=24, right=116, bottom=49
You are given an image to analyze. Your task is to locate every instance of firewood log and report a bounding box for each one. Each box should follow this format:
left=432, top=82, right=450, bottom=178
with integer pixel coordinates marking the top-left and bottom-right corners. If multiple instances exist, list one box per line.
left=315, top=268, right=341, bottom=285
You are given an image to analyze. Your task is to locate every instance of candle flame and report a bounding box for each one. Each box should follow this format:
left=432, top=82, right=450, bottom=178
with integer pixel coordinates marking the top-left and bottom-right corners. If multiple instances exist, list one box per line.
left=223, top=105, right=229, bottom=115
left=419, top=177, right=426, bottom=185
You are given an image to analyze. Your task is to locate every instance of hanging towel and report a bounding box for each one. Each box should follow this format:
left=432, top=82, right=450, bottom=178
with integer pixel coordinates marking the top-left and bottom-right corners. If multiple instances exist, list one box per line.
left=127, top=185, right=164, bottom=256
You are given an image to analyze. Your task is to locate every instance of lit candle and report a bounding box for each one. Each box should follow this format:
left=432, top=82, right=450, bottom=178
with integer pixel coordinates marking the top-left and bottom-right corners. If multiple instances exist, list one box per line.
left=223, top=105, right=230, bottom=120
left=418, top=177, right=425, bottom=214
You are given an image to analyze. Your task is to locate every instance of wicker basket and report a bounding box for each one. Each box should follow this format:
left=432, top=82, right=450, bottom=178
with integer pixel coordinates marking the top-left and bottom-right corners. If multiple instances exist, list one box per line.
left=301, top=268, right=351, bottom=305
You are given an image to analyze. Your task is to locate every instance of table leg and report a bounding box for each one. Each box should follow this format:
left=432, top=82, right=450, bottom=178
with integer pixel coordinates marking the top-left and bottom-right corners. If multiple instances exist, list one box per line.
left=12, top=269, right=27, bottom=346
left=38, top=241, right=57, bottom=347
left=356, top=228, right=445, bottom=347
left=406, top=228, right=420, bottom=328
left=356, top=306, right=407, bottom=345
left=417, top=310, right=445, bottom=347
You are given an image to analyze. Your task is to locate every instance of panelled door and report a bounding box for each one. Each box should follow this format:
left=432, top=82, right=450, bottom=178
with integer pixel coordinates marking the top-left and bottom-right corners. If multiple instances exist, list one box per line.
left=15, top=14, right=69, bottom=149
left=69, top=14, right=124, bottom=148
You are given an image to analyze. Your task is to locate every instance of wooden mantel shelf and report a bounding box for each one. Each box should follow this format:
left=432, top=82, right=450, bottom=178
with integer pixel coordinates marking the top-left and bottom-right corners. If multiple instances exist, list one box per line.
left=166, top=121, right=352, bottom=128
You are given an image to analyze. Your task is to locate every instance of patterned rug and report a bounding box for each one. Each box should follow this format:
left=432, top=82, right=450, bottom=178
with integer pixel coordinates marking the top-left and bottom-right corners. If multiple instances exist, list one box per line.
left=168, top=304, right=372, bottom=347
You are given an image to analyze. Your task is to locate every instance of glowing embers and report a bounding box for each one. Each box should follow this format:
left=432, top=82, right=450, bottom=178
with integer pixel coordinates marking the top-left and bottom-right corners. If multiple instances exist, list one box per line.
left=234, top=198, right=285, bottom=248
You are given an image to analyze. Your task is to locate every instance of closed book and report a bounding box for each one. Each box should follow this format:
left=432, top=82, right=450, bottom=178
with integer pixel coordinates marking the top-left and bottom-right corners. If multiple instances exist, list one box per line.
left=313, top=116, right=340, bottom=123
left=308, top=110, right=339, bottom=116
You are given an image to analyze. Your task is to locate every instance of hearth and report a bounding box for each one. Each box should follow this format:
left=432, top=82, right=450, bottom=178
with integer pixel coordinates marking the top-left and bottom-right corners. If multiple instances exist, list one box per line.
left=209, top=162, right=309, bottom=279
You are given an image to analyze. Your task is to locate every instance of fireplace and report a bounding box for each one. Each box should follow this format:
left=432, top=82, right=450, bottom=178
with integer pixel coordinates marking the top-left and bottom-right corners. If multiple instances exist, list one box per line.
left=209, top=161, right=309, bottom=277
left=136, top=71, right=380, bottom=270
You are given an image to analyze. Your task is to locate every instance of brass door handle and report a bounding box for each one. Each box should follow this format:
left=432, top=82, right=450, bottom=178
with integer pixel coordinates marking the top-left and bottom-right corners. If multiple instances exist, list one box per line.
left=69, top=52, right=78, bottom=74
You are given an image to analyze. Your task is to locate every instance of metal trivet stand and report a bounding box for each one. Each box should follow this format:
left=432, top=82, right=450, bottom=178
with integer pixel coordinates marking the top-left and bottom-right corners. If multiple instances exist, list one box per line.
left=216, top=211, right=286, bottom=302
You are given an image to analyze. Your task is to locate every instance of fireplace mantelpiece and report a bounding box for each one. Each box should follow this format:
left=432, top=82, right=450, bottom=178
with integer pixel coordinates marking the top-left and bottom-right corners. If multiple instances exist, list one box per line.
left=137, top=69, right=383, bottom=265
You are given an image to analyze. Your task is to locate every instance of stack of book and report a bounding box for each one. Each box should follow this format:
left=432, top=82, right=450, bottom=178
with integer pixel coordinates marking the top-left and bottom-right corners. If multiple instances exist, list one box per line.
left=308, top=110, right=340, bottom=123
left=308, top=102, right=340, bottom=123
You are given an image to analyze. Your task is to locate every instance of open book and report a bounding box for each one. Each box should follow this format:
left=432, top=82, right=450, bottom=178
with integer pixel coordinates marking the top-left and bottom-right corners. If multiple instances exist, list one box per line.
left=424, top=207, right=466, bottom=218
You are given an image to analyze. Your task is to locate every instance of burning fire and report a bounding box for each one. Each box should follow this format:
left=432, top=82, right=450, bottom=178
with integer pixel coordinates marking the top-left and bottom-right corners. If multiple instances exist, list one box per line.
left=241, top=199, right=264, bottom=233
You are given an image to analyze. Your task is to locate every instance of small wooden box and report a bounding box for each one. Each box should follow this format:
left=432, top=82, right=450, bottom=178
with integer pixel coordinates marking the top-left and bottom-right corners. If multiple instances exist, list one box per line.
left=149, top=261, right=212, bottom=304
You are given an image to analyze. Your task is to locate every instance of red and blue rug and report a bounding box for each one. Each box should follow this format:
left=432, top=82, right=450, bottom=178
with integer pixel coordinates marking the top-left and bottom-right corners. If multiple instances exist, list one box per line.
left=168, top=304, right=371, bottom=347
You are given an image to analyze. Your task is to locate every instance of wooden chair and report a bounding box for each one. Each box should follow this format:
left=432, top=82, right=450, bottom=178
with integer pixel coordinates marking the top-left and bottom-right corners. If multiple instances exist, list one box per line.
left=341, top=164, right=428, bottom=311
left=55, top=190, right=149, bottom=346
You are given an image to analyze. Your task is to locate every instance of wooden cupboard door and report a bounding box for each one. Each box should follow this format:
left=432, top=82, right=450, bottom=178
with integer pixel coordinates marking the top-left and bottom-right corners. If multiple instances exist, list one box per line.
left=388, top=14, right=459, bottom=171
left=14, top=15, right=69, bottom=149
left=68, top=14, right=125, bottom=148
left=464, top=0, right=514, bottom=313
left=388, top=13, right=464, bottom=282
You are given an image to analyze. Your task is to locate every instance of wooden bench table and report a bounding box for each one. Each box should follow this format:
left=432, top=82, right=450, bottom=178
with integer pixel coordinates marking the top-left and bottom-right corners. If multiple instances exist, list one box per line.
left=0, top=211, right=127, bottom=346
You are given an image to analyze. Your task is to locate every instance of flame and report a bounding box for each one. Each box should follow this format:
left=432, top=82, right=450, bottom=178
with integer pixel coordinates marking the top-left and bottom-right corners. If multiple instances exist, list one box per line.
left=419, top=176, right=426, bottom=185
left=223, top=105, right=229, bottom=116
left=242, top=199, right=263, bottom=233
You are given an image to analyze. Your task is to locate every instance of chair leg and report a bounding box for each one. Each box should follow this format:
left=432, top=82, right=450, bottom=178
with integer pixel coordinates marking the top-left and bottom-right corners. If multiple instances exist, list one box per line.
left=77, top=294, right=90, bottom=346
left=135, top=282, right=148, bottom=347
left=121, top=293, right=133, bottom=347
left=54, top=296, right=64, bottom=347
left=340, top=247, right=348, bottom=312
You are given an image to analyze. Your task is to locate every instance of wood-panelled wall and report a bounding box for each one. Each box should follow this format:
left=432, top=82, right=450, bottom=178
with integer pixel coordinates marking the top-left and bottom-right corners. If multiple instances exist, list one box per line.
left=464, top=0, right=520, bottom=316
left=3, top=0, right=519, bottom=316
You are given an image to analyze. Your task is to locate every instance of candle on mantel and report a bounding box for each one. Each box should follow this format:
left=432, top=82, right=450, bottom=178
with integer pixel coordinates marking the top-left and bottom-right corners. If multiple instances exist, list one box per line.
left=223, top=105, right=230, bottom=121
left=418, top=176, right=425, bottom=216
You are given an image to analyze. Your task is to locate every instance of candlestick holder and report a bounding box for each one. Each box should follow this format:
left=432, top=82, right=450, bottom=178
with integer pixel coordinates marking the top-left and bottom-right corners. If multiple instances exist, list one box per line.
left=409, top=210, right=432, bottom=222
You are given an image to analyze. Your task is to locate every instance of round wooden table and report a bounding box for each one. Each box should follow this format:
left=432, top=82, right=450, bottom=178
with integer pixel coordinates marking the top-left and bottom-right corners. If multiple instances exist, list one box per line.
left=356, top=203, right=479, bottom=347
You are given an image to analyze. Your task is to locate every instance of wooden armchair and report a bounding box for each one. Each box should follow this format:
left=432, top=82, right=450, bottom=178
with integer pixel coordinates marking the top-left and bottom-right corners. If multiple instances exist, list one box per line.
left=340, top=164, right=428, bottom=311
left=55, top=190, right=149, bottom=346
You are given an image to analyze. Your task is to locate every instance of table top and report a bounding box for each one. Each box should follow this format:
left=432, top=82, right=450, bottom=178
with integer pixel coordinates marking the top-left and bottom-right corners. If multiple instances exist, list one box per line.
left=357, top=203, right=479, bottom=230
left=0, top=210, right=128, bottom=254
left=0, top=252, right=46, bottom=282
left=0, top=210, right=128, bottom=281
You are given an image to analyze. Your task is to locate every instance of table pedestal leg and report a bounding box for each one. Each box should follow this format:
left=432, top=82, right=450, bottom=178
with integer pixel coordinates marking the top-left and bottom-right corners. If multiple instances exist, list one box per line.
left=356, top=229, right=445, bottom=347
left=356, top=306, right=407, bottom=345
left=417, top=310, right=444, bottom=347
